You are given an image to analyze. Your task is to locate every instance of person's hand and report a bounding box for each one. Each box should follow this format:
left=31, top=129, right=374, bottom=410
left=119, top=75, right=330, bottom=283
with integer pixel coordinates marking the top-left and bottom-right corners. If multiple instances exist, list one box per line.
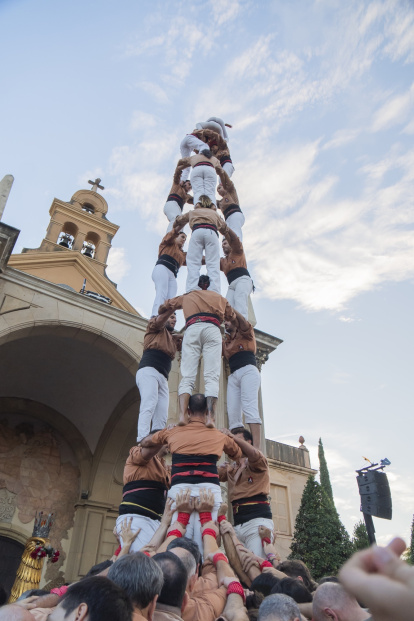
left=218, top=502, right=228, bottom=518
left=258, top=525, right=273, bottom=542
left=118, top=517, right=141, bottom=546
left=13, top=595, right=40, bottom=610
left=175, top=488, right=194, bottom=514
left=161, top=497, right=175, bottom=526
left=220, top=520, right=235, bottom=537
left=240, top=552, right=261, bottom=574
left=195, top=488, right=215, bottom=512
left=139, top=543, right=157, bottom=556
left=339, top=537, right=413, bottom=621
left=220, top=428, right=234, bottom=438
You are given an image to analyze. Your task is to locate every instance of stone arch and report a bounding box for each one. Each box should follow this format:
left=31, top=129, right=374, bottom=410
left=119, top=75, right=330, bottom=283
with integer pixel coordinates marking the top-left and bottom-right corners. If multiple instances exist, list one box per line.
left=71, top=190, right=108, bottom=217
left=0, top=397, right=92, bottom=492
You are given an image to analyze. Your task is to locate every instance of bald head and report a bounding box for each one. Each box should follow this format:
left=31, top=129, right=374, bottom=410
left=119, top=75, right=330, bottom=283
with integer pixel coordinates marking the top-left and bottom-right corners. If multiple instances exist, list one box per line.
left=313, top=582, right=370, bottom=621
left=0, top=606, right=35, bottom=621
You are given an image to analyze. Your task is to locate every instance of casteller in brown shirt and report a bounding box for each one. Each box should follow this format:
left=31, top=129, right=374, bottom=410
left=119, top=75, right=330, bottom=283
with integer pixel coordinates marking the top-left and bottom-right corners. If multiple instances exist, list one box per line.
left=166, top=164, right=194, bottom=211
left=220, top=227, right=250, bottom=284
left=219, top=445, right=272, bottom=526
left=175, top=206, right=226, bottom=232
left=156, top=229, right=186, bottom=278
left=120, top=446, right=170, bottom=522
left=216, top=169, right=241, bottom=220
left=150, top=420, right=242, bottom=487
left=159, top=290, right=236, bottom=326
left=223, top=312, right=256, bottom=374
left=138, top=309, right=182, bottom=380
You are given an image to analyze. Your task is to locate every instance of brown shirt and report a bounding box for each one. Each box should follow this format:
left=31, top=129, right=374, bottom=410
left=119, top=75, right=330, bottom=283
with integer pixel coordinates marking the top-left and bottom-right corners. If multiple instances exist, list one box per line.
left=216, top=170, right=239, bottom=213
left=158, top=230, right=186, bottom=268
left=220, top=228, right=247, bottom=275
left=192, top=128, right=227, bottom=150
left=123, top=446, right=170, bottom=488
left=223, top=315, right=256, bottom=359
left=220, top=448, right=270, bottom=502
left=155, top=604, right=184, bottom=621
left=183, top=586, right=227, bottom=621
left=175, top=207, right=225, bottom=231
left=180, top=153, right=220, bottom=169
left=159, top=290, right=236, bottom=323
left=168, top=165, right=193, bottom=205
left=143, top=315, right=180, bottom=359
left=151, top=420, right=242, bottom=460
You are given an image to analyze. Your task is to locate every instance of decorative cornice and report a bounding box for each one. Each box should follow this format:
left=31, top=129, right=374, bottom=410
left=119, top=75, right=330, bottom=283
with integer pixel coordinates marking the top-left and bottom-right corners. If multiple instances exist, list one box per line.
left=267, top=457, right=317, bottom=476
left=1, top=267, right=148, bottom=328
left=8, top=253, right=139, bottom=315
left=49, top=200, right=119, bottom=235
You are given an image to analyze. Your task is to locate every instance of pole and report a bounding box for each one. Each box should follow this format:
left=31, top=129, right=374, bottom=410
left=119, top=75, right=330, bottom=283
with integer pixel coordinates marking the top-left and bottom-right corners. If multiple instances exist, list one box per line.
left=363, top=512, right=376, bottom=545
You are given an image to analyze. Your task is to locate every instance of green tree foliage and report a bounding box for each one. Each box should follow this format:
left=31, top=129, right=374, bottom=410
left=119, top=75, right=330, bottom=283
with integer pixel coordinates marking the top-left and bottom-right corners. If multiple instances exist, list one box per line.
left=407, top=514, right=414, bottom=565
left=352, top=520, right=370, bottom=552
left=318, top=438, right=334, bottom=502
left=288, top=475, right=353, bottom=580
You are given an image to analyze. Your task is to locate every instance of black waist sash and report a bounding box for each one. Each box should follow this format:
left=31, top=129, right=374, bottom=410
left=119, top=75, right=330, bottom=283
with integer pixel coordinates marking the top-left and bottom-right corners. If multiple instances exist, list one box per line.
left=171, top=453, right=219, bottom=486
left=220, top=155, right=233, bottom=166
left=156, top=254, right=180, bottom=277
left=138, top=349, right=172, bottom=380
left=229, top=350, right=257, bottom=374
left=223, top=203, right=242, bottom=220
left=119, top=480, right=167, bottom=520
left=227, top=267, right=250, bottom=284
left=192, top=222, right=218, bottom=236
left=232, top=493, right=272, bottom=526
left=167, top=193, right=184, bottom=210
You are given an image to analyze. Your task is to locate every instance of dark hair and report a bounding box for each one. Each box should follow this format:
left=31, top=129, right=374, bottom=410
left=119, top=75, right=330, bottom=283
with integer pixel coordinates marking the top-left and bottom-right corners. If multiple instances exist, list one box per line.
left=84, top=560, right=113, bottom=577
left=108, top=552, right=163, bottom=610
left=200, top=148, right=213, bottom=158
left=198, top=274, right=210, bottom=289
left=153, top=552, right=187, bottom=608
left=188, top=393, right=207, bottom=415
left=167, top=537, right=201, bottom=570
left=59, top=576, right=132, bottom=621
left=250, top=572, right=281, bottom=597
left=231, top=427, right=253, bottom=444
left=318, top=575, right=340, bottom=584
left=271, top=577, right=313, bottom=603
left=276, top=560, right=317, bottom=592
left=17, top=589, right=50, bottom=601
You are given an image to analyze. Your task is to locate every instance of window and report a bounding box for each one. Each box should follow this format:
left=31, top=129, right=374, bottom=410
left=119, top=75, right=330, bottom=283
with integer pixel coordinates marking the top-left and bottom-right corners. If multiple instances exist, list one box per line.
left=269, top=484, right=291, bottom=535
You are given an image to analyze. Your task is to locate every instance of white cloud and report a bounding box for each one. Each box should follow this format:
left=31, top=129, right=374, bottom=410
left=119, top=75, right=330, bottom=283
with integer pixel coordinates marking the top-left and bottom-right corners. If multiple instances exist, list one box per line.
left=371, top=83, right=414, bottom=132
left=138, top=82, right=169, bottom=104
left=210, top=0, right=242, bottom=26
left=106, top=247, right=131, bottom=282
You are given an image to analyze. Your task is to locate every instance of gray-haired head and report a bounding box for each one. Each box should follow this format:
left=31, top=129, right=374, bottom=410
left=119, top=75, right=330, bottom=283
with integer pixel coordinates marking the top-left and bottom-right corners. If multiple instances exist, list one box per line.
left=108, top=552, right=163, bottom=610
left=168, top=546, right=197, bottom=589
left=312, top=582, right=370, bottom=621
left=258, top=594, right=301, bottom=621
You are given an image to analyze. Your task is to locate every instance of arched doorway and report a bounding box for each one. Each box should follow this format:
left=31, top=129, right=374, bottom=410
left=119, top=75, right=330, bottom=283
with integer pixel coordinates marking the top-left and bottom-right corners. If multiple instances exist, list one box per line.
left=0, top=535, right=24, bottom=597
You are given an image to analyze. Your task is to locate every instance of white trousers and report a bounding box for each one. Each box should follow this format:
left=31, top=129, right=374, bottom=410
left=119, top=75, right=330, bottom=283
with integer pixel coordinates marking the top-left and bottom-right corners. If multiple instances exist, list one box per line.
left=186, top=227, right=221, bottom=294
left=163, top=200, right=182, bottom=233
left=116, top=513, right=161, bottom=553
left=226, top=275, right=253, bottom=320
left=168, top=482, right=222, bottom=557
left=179, top=323, right=222, bottom=397
left=226, top=211, right=245, bottom=242
left=151, top=264, right=177, bottom=317
left=180, top=135, right=207, bottom=181
left=234, top=517, right=275, bottom=559
left=136, top=366, right=169, bottom=442
left=191, top=165, right=217, bottom=207
left=222, top=162, right=235, bottom=178
left=227, top=364, right=262, bottom=429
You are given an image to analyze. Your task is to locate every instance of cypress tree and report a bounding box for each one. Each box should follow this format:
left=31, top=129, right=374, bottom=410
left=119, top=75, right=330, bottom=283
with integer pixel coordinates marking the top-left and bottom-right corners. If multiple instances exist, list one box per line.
left=409, top=514, right=414, bottom=565
left=318, top=438, right=334, bottom=502
left=288, top=475, right=353, bottom=580
left=352, top=520, right=370, bottom=552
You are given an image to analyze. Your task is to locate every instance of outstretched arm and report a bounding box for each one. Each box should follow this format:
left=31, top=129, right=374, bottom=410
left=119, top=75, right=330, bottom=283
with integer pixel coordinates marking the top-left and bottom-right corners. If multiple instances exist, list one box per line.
left=158, top=294, right=184, bottom=315
left=221, top=428, right=262, bottom=463
left=174, top=211, right=190, bottom=229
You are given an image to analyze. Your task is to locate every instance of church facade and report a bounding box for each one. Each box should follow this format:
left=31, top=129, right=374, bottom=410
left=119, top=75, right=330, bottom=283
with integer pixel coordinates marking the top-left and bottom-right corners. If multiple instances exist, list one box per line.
left=0, top=183, right=315, bottom=591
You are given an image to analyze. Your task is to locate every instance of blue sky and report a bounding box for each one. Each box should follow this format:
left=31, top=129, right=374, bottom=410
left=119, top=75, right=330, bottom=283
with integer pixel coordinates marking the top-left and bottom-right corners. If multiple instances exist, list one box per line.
left=1, top=0, right=414, bottom=547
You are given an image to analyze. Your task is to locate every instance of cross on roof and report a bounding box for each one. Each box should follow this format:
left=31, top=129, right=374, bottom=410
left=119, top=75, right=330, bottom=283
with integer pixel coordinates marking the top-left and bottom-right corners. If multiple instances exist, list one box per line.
left=88, top=177, right=104, bottom=192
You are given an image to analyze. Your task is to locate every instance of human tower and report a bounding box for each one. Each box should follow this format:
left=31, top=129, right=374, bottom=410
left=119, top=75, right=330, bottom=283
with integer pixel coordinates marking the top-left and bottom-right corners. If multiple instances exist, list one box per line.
left=118, top=117, right=273, bottom=558
left=137, top=116, right=261, bottom=448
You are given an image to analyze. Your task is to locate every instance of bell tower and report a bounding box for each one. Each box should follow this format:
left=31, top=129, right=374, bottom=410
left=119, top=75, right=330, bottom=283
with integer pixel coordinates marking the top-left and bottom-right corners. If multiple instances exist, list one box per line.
left=9, top=179, right=138, bottom=314
left=27, top=178, right=117, bottom=275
